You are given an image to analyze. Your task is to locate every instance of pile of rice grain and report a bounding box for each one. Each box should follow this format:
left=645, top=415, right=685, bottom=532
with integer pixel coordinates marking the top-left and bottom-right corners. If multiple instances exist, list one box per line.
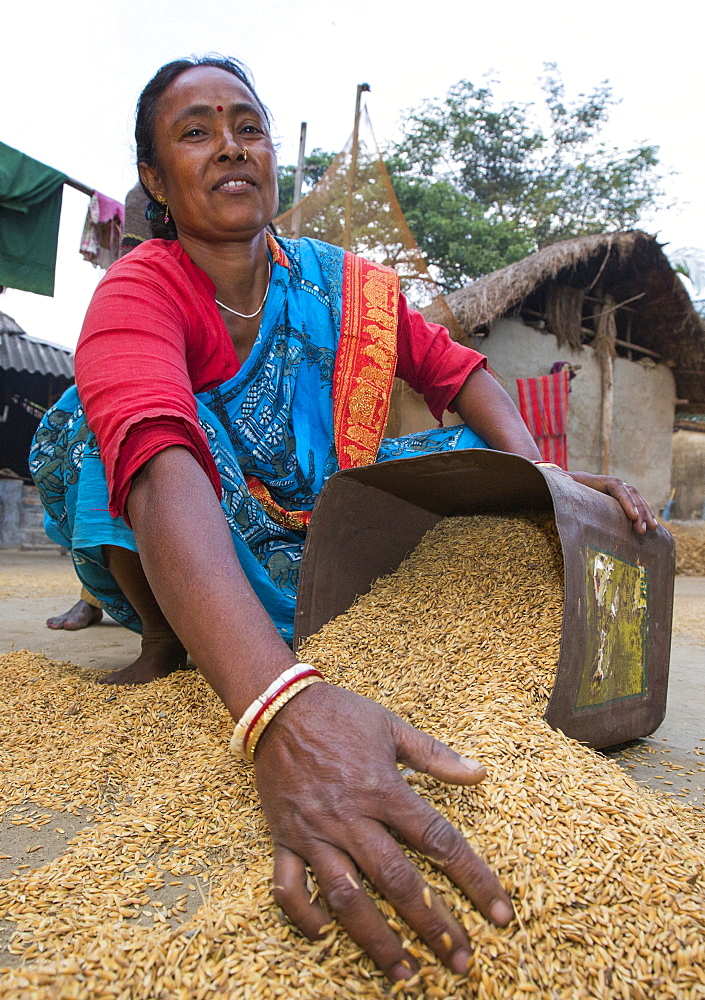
left=664, top=520, right=705, bottom=576
left=1, top=513, right=704, bottom=999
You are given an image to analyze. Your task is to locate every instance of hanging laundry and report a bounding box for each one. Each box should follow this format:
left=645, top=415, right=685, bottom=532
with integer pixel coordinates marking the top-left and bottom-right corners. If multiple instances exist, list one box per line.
left=0, top=142, right=67, bottom=296
left=516, top=370, right=571, bottom=469
left=80, top=192, right=124, bottom=269
left=551, top=359, right=581, bottom=381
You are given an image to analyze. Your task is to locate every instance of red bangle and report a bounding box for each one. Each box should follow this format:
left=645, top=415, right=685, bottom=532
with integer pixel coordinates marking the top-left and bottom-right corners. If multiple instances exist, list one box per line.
left=244, top=676, right=324, bottom=759
left=230, top=663, right=324, bottom=759
left=242, top=668, right=323, bottom=751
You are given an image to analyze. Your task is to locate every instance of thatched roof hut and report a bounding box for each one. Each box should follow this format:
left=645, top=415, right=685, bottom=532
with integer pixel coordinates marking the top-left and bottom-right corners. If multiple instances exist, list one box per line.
left=424, top=231, right=705, bottom=409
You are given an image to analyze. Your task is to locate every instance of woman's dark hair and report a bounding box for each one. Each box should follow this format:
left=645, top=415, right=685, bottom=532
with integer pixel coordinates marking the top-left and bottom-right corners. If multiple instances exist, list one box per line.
left=135, top=55, right=270, bottom=239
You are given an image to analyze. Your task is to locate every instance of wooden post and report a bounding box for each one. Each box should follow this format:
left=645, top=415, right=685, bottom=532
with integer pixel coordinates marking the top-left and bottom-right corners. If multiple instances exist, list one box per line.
left=594, top=292, right=617, bottom=476
left=291, top=122, right=307, bottom=239
left=343, top=83, right=370, bottom=252
left=600, top=352, right=614, bottom=475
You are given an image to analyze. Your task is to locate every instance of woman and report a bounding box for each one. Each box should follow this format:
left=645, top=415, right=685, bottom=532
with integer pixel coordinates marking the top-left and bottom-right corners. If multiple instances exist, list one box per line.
left=31, top=57, right=656, bottom=983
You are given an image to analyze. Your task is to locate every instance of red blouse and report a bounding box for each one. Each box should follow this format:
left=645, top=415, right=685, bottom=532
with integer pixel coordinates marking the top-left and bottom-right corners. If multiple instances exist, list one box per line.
left=75, top=239, right=486, bottom=520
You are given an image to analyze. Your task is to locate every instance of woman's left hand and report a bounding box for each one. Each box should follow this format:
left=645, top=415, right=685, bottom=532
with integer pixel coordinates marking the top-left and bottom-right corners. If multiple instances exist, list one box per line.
left=451, top=372, right=658, bottom=536
left=561, top=471, right=658, bottom=534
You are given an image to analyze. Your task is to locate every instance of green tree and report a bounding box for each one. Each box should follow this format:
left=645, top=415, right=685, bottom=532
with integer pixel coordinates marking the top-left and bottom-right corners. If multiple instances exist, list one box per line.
left=386, top=65, right=663, bottom=287
left=387, top=166, right=534, bottom=289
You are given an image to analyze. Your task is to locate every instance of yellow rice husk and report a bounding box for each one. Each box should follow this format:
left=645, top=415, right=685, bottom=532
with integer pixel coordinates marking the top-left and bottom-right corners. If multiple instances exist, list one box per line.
left=0, top=513, right=703, bottom=999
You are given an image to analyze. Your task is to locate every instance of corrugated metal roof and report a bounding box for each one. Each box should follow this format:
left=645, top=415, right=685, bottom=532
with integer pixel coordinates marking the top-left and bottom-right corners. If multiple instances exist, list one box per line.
left=0, top=311, right=74, bottom=379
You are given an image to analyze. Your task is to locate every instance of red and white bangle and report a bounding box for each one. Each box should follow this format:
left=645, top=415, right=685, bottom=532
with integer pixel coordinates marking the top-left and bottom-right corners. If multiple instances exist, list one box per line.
left=230, top=663, right=324, bottom=761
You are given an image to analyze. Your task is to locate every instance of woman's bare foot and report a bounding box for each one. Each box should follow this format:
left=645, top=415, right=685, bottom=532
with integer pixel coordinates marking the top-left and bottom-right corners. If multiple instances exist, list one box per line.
left=47, top=600, right=103, bottom=630
left=98, top=635, right=188, bottom=686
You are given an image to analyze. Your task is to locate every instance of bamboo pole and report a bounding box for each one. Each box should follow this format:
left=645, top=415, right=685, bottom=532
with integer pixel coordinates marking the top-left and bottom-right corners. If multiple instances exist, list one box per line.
left=291, top=122, right=307, bottom=240
left=343, top=83, right=370, bottom=252
left=64, top=176, right=94, bottom=197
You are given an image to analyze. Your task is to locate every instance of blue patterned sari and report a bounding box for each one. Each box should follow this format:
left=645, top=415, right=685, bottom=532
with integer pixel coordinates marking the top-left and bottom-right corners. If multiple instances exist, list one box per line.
left=30, top=238, right=486, bottom=644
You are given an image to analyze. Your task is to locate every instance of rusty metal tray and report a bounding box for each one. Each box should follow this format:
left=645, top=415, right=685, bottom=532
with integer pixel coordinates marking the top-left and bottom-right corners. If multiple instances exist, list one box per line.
left=294, top=450, right=675, bottom=750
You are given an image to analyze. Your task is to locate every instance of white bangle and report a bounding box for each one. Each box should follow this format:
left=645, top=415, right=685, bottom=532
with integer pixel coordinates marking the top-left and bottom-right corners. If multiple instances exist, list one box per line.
left=245, top=675, right=323, bottom=760
left=229, top=663, right=322, bottom=759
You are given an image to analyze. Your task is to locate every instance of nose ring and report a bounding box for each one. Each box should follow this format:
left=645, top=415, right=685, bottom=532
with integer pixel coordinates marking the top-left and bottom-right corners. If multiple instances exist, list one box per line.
left=240, top=146, right=248, bottom=163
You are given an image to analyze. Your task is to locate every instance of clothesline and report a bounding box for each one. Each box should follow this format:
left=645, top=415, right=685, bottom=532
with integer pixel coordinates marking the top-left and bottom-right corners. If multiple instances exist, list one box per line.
left=64, top=176, right=97, bottom=198
left=0, top=141, right=125, bottom=294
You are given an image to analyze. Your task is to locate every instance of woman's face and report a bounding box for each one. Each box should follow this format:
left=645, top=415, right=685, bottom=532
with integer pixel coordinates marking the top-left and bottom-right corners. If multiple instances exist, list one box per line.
left=139, top=66, right=278, bottom=244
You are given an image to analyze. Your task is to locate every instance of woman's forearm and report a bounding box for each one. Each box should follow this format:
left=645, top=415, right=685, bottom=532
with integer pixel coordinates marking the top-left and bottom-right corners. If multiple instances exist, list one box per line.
left=452, top=368, right=541, bottom=459
left=125, top=446, right=297, bottom=719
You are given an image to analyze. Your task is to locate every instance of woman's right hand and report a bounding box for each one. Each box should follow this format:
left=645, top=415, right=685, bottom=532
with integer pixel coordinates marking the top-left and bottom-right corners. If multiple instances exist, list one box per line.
left=254, top=682, right=514, bottom=982
left=126, top=453, right=512, bottom=978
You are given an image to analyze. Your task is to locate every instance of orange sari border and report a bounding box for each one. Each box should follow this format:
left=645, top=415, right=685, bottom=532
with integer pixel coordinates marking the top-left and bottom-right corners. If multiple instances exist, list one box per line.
left=245, top=249, right=398, bottom=531
left=333, top=254, right=399, bottom=470
left=267, top=232, right=290, bottom=269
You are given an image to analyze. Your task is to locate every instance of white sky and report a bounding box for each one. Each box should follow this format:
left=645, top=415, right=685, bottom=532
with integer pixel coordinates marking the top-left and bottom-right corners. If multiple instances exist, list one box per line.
left=2, top=0, right=703, bottom=349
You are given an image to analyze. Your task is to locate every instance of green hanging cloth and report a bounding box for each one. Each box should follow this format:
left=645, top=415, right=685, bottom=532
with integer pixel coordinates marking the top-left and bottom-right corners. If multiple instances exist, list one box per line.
left=0, top=142, right=67, bottom=296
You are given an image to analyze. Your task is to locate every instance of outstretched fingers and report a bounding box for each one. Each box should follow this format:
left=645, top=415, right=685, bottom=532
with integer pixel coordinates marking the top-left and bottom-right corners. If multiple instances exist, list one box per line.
left=275, top=840, right=417, bottom=982
left=348, top=822, right=477, bottom=975
left=392, top=715, right=488, bottom=787
left=391, top=782, right=513, bottom=927
left=389, top=716, right=514, bottom=927
left=272, top=845, right=331, bottom=940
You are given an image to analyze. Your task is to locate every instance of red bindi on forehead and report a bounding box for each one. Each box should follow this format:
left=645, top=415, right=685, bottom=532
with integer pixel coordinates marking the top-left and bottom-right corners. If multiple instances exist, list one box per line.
left=216, top=106, right=223, bottom=112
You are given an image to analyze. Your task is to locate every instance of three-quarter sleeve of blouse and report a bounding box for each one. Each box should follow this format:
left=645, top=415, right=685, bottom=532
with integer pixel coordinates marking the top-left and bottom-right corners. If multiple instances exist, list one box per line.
left=395, top=293, right=487, bottom=422
left=74, top=247, right=223, bottom=523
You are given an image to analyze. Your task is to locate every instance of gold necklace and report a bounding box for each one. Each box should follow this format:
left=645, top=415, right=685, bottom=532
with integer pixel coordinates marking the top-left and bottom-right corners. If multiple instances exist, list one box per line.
left=215, top=261, right=272, bottom=319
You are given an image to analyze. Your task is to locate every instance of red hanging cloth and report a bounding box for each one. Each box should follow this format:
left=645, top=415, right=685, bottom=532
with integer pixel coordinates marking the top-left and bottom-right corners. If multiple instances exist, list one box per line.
left=516, top=370, right=571, bottom=469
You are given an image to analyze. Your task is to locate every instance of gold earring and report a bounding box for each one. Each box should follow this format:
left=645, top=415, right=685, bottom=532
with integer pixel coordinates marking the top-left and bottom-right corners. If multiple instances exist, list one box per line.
left=156, top=194, right=170, bottom=224
left=241, top=146, right=248, bottom=162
